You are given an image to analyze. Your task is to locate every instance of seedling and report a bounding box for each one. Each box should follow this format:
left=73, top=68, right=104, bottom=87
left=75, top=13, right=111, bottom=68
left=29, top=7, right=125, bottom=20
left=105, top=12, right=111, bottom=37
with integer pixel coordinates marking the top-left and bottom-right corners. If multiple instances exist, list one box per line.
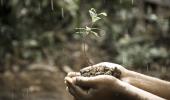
left=76, top=8, right=107, bottom=65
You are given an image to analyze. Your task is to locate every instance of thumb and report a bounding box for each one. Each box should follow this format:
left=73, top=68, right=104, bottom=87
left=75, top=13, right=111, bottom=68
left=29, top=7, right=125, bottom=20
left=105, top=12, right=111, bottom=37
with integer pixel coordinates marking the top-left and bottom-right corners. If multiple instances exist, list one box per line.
left=74, top=76, right=99, bottom=88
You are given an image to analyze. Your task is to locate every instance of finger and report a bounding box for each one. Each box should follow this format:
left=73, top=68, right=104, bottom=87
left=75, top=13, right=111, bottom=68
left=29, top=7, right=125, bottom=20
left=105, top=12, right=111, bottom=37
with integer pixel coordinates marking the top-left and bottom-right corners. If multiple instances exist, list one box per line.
left=65, top=80, right=76, bottom=96
left=66, top=86, right=74, bottom=95
left=65, top=77, right=87, bottom=98
left=74, top=76, right=99, bottom=88
left=65, top=79, right=77, bottom=96
left=65, top=77, right=74, bottom=87
left=75, top=75, right=119, bottom=87
left=67, top=86, right=76, bottom=96
left=67, top=85, right=87, bottom=99
left=67, top=72, right=80, bottom=78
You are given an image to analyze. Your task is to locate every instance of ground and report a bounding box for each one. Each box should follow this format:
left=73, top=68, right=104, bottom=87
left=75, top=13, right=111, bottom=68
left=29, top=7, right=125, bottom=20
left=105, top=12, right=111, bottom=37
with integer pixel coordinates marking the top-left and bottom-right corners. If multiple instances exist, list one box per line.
left=0, top=64, right=72, bottom=100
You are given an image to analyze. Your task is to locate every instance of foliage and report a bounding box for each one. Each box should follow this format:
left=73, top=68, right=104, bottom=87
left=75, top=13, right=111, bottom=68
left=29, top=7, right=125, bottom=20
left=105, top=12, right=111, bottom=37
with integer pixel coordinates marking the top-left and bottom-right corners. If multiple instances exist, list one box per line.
left=0, top=0, right=170, bottom=71
left=76, top=8, right=107, bottom=37
left=89, top=8, right=107, bottom=23
left=75, top=8, right=107, bottom=65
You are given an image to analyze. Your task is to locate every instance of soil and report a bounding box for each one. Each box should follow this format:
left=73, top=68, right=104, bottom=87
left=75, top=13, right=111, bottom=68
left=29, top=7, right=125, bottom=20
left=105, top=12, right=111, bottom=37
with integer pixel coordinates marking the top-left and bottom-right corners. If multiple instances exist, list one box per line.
left=0, top=63, right=72, bottom=100
left=80, top=66, right=122, bottom=79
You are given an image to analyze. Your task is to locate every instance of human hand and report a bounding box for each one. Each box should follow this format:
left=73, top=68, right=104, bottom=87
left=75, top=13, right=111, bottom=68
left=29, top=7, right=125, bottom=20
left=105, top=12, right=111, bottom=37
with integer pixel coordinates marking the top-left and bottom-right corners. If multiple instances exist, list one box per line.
left=65, top=62, right=167, bottom=100
left=65, top=75, right=128, bottom=100
left=64, top=62, right=130, bottom=100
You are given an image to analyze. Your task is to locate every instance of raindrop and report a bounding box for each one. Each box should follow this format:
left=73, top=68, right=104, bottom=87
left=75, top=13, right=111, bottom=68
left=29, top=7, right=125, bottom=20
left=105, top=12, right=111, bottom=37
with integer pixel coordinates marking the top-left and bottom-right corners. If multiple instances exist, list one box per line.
left=11, top=91, right=14, bottom=100
left=131, top=0, right=134, bottom=5
left=61, top=8, right=64, bottom=18
left=22, top=88, right=29, bottom=99
left=119, top=0, right=122, bottom=4
left=51, top=0, right=54, bottom=11
left=103, top=0, right=106, bottom=3
left=165, top=65, right=167, bottom=72
left=122, top=53, right=126, bottom=65
left=1, top=0, right=3, bottom=5
left=146, top=64, right=149, bottom=72
left=38, top=2, right=41, bottom=12
left=26, top=88, right=29, bottom=98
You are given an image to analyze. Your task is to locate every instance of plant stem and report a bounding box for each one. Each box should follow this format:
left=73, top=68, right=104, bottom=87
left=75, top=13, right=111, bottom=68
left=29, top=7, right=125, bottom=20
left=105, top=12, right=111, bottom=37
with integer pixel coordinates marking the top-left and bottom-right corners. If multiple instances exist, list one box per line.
left=82, top=33, right=93, bottom=66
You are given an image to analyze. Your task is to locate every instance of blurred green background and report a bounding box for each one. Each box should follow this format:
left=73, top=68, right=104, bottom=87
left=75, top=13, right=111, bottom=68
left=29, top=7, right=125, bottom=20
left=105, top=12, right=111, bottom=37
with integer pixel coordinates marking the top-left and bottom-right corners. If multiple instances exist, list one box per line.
left=0, top=0, right=170, bottom=100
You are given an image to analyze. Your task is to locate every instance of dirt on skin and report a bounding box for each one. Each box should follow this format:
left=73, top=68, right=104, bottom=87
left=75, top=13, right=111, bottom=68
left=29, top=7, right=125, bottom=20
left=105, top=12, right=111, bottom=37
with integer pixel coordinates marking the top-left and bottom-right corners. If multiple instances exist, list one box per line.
left=80, top=66, right=122, bottom=79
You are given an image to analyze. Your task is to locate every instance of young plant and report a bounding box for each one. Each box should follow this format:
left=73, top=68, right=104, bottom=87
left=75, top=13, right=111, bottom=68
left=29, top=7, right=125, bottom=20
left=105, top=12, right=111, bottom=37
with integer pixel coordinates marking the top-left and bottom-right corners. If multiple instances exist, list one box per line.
left=76, top=8, right=107, bottom=65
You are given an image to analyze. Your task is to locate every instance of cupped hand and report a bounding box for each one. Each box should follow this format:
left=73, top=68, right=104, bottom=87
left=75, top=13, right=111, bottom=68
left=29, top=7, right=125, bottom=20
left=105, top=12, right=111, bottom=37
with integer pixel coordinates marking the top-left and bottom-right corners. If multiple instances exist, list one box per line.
left=65, top=74, right=128, bottom=100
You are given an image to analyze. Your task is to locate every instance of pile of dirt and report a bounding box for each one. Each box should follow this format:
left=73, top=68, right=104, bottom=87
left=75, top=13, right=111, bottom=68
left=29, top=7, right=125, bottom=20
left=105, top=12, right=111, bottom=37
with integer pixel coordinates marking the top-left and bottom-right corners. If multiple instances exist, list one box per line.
left=80, top=66, right=122, bottom=79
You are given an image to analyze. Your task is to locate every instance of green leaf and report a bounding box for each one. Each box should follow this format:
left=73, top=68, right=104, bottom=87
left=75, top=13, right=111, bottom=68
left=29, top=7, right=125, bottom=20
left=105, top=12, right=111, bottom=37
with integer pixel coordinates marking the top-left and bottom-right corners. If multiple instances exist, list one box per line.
left=89, top=8, right=97, bottom=18
left=89, top=8, right=101, bottom=23
left=99, top=12, right=107, bottom=16
left=93, top=17, right=101, bottom=23
left=89, top=8, right=107, bottom=23
left=91, top=31, right=100, bottom=37
left=90, top=8, right=97, bottom=14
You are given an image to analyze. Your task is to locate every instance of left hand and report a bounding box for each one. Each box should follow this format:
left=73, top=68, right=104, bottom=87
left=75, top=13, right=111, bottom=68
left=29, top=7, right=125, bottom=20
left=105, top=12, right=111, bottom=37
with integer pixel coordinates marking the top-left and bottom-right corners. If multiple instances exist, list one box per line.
left=65, top=72, right=128, bottom=100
